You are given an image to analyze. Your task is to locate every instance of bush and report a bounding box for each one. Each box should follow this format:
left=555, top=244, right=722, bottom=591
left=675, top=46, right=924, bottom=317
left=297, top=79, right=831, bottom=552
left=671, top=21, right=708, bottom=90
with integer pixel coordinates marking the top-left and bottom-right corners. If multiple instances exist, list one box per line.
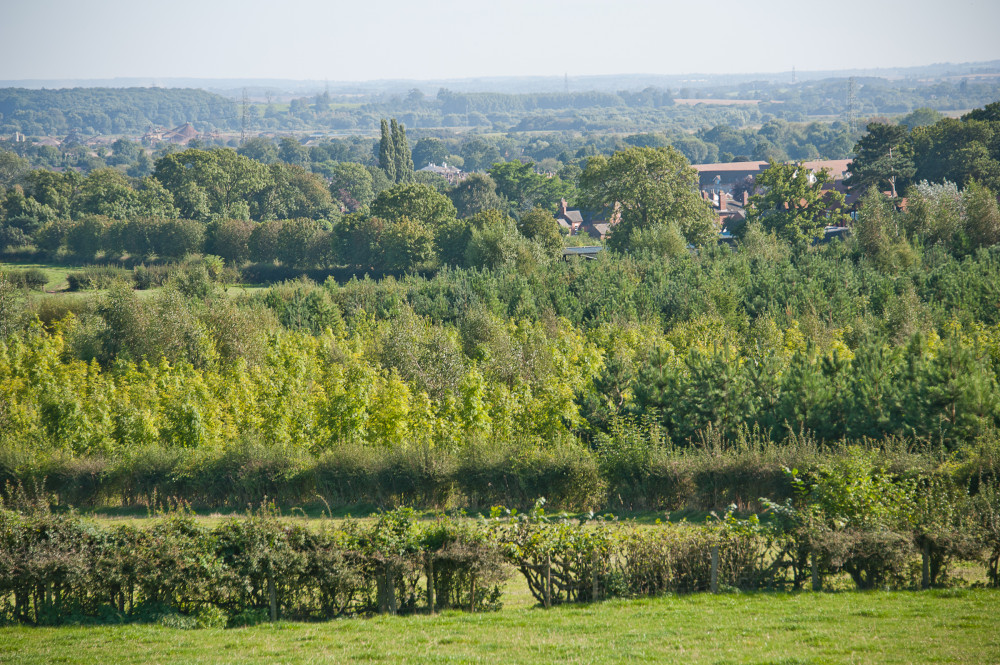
left=313, top=445, right=455, bottom=509
left=132, top=264, right=173, bottom=290
left=457, top=443, right=605, bottom=512
left=67, top=266, right=130, bottom=291
left=814, top=529, right=915, bottom=590
left=2, top=268, right=49, bottom=291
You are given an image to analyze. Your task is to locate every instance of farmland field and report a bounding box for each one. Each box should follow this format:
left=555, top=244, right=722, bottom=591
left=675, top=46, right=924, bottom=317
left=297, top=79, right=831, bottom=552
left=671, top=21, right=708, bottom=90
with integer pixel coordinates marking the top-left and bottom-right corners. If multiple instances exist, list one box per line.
left=2, top=589, right=997, bottom=664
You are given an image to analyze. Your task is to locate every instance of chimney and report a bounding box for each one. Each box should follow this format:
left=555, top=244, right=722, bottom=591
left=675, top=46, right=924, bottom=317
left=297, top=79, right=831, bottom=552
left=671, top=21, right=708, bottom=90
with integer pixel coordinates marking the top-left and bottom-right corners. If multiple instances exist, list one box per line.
left=742, top=190, right=749, bottom=206
left=719, top=193, right=726, bottom=212
left=560, top=198, right=568, bottom=215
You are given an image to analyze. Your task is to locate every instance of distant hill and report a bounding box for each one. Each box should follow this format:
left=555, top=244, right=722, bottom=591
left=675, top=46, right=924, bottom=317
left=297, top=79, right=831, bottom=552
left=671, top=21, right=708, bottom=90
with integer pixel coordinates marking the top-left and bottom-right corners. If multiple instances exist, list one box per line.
left=0, top=87, right=238, bottom=136
left=1, top=60, right=999, bottom=97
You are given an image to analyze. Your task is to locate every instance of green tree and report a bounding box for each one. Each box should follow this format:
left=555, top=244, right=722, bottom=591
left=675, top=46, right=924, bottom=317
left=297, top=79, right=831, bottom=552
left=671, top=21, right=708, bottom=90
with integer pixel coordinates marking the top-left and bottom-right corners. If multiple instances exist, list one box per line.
left=277, top=137, right=310, bottom=166
left=746, top=161, right=847, bottom=244
left=464, top=213, right=522, bottom=269
left=853, top=187, right=909, bottom=269
left=460, top=138, right=500, bottom=172
left=379, top=119, right=397, bottom=184
left=153, top=148, right=271, bottom=221
left=0, top=151, right=30, bottom=188
left=325, top=161, right=375, bottom=212
left=238, top=137, right=278, bottom=164
left=412, top=138, right=448, bottom=169
left=899, top=108, right=943, bottom=130
left=847, top=123, right=915, bottom=197
left=902, top=180, right=965, bottom=249
left=391, top=119, right=414, bottom=183
left=382, top=216, right=435, bottom=271
left=253, top=163, right=336, bottom=221
left=517, top=206, right=563, bottom=259
left=206, top=218, right=255, bottom=265
left=107, top=139, right=142, bottom=167
left=579, top=146, right=716, bottom=249
left=963, top=180, right=1000, bottom=250
left=370, top=183, right=457, bottom=229
left=449, top=173, right=506, bottom=218
left=488, top=160, right=572, bottom=213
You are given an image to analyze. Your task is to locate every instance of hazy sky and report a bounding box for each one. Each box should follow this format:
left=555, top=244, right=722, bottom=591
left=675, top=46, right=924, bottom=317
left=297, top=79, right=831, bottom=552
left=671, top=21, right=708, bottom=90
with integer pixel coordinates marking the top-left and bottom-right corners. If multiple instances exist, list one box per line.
left=3, top=0, right=1000, bottom=81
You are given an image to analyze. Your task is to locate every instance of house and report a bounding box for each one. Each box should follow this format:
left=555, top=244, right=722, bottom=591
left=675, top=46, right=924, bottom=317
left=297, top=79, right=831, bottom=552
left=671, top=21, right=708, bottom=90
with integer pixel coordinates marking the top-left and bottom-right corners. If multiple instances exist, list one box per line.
left=692, top=159, right=853, bottom=195
left=161, top=123, right=200, bottom=145
left=144, top=123, right=200, bottom=146
left=582, top=221, right=611, bottom=241
left=555, top=199, right=620, bottom=238
left=420, top=162, right=465, bottom=184
left=703, top=189, right=748, bottom=232
left=556, top=202, right=585, bottom=234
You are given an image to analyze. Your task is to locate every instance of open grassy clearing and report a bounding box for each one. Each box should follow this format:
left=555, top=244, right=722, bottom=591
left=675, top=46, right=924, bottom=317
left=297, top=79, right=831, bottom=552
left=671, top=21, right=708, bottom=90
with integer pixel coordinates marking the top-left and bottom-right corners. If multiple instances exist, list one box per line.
left=2, top=258, right=270, bottom=296
left=2, top=590, right=997, bottom=664
left=0, top=261, right=77, bottom=291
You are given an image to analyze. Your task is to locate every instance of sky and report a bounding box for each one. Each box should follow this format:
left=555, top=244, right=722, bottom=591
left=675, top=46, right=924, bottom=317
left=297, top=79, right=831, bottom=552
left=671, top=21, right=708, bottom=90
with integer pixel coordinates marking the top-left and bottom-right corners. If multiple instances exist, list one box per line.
left=3, top=0, right=1000, bottom=82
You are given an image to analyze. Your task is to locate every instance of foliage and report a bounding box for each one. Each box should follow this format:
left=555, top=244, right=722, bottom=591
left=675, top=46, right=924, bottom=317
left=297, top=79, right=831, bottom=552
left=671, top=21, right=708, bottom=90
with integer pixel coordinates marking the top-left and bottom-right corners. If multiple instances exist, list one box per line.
left=745, top=160, right=848, bottom=243
left=579, top=146, right=716, bottom=248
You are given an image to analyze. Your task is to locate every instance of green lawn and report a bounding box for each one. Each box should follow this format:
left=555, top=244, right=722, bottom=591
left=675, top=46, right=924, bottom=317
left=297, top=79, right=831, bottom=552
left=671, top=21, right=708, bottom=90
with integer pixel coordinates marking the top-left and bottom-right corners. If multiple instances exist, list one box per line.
left=3, top=590, right=997, bottom=664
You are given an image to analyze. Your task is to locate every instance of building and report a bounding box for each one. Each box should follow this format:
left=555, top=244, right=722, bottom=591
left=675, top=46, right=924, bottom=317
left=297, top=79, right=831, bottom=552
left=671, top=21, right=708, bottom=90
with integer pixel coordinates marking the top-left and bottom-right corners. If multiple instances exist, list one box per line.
left=692, top=159, right=853, bottom=195
left=555, top=199, right=620, bottom=238
left=419, top=162, right=465, bottom=184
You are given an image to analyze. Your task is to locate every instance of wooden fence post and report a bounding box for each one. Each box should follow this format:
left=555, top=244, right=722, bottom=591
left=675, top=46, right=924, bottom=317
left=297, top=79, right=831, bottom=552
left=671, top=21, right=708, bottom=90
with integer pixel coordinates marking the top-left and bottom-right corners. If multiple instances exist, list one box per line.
left=811, top=551, right=821, bottom=592
left=921, top=541, right=931, bottom=590
left=544, top=554, right=552, bottom=609
left=591, top=548, right=599, bottom=602
left=710, top=545, right=719, bottom=594
left=267, top=570, right=278, bottom=622
left=426, top=553, right=435, bottom=614
left=387, top=565, right=398, bottom=615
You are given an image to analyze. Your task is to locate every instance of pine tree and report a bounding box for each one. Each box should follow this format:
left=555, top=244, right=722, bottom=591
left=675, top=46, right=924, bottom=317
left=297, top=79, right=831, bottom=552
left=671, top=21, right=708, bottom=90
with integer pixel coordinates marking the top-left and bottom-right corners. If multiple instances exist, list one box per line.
left=379, top=119, right=397, bottom=184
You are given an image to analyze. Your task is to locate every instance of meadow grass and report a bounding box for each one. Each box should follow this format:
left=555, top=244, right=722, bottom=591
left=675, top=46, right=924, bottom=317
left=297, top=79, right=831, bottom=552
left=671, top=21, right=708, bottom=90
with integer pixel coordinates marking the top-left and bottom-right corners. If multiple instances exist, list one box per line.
left=0, top=260, right=77, bottom=291
left=2, top=589, right=997, bottom=664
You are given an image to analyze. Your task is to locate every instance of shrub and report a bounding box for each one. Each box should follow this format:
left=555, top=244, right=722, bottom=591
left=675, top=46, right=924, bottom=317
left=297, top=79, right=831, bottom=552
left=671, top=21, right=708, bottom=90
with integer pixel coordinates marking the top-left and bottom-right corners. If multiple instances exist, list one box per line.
left=421, top=516, right=509, bottom=612
left=814, top=529, right=915, bottom=590
left=66, top=266, right=129, bottom=291
left=457, top=443, right=605, bottom=512
left=132, top=264, right=173, bottom=290
left=3, top=268, right=49, bottom=291
left=491, top=503, right=617, bottom=605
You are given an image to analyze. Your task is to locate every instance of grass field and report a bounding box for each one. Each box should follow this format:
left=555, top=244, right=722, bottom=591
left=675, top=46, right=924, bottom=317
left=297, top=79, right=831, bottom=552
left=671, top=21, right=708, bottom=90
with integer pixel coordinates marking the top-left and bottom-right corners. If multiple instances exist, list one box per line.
left=0, top=261, right=77, bottom=291
left=2, top=589, right=997, bottom=664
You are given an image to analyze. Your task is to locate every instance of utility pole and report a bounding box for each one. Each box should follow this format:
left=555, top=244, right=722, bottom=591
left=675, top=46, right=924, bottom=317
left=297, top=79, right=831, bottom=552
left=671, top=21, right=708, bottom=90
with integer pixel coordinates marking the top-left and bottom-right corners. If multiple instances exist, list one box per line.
left=846, top=77, right=859, bottom=134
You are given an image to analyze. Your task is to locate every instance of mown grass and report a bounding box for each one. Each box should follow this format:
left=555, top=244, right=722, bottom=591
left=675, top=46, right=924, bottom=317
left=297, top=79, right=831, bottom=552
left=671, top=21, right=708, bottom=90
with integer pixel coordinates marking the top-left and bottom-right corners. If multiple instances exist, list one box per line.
left=2, top=590, right=997, bottom=664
